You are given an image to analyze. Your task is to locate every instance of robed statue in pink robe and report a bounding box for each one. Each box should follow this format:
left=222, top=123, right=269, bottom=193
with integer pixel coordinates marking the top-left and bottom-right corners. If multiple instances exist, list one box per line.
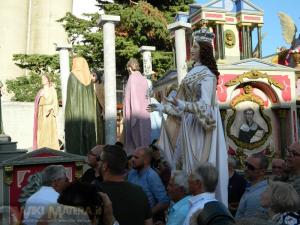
left=123, top=58, right=151, bottom=155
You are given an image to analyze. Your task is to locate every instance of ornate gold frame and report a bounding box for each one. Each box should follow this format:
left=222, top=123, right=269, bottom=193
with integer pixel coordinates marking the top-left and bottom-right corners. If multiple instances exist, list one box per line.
left=225, top=70, right=284, bottom=90
left=226, top=85, right=272, bottom=150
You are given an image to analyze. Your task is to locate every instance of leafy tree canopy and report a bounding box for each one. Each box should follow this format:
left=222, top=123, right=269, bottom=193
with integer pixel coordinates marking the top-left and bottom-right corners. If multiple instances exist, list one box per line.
left=6, top=54, right=61, bottom=101
left=7, top=0, right=194, bottom=101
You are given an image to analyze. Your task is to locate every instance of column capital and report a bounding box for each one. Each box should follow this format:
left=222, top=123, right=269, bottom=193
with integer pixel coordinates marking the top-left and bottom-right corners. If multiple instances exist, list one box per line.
left=238, top=22, right=252, bottom=27
left=167, top=21, right=191, bottom=31
left=55, top=43, right=72, bottom=51
left=98, top=15, right=120, bottom=25
left=139, top=46, right=156, bottom=52
left=215, top=21, right=225, bottom=25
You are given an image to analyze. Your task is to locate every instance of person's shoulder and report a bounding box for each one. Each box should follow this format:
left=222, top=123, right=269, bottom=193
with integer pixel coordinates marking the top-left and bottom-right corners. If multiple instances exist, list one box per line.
left=123, top=181, right=144, bottom=191
left=197, top=65, right=215, bottom=76
left=127, top=169, right=137, bottom=177
left=147, top=167, right=160, bottom=178
left=233, top=171, right=246, bottom=181
left=107, top=181, right=147, bottom=197
left=82, top=167, right=94, bottom=174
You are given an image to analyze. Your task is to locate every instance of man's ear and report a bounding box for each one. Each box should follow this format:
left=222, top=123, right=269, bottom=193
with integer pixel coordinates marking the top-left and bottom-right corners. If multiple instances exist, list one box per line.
left=196, top=180, right=203, bottom=191
left=102, top=162, right=109, bottom=172
left=51, top=180, right=57, bottom=189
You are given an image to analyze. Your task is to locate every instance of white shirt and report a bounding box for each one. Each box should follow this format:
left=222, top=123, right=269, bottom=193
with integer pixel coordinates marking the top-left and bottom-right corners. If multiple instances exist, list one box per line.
left=23, top=186, right=59, bottom=225
left=183, top=192, right=217, bottom=225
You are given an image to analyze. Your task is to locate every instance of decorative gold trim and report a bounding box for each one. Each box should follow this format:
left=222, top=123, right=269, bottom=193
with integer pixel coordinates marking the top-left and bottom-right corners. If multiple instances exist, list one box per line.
left=231, top=85, right=265, bottom=107
left=75, top=162, right=84, bottom=179
left=4, top=165, right=13, bottom=185
left=226, top=85, right=272, bottom=150
left=225, top=70, right=284, bottom=90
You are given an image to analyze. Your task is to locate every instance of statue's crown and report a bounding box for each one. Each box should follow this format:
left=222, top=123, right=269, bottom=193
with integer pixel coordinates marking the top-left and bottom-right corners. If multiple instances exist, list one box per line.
left=193, top=28, right=215, bottom=43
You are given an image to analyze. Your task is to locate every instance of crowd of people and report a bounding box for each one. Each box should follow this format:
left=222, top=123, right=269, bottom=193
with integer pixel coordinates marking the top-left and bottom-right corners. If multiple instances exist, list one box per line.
left=20, top=140, right=300, bottom=225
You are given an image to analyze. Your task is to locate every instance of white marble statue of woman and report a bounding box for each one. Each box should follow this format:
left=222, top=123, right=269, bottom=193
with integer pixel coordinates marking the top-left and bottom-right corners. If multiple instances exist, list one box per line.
left=148, top=28, right=228, bottom=205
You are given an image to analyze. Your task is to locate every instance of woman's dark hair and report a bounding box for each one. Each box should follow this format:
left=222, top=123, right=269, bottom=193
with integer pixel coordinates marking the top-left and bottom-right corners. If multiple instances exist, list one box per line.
left=198, top=41, right=220, bottom=79
left=58, top=181, right=102, bottom=221
left=115, top=141, right=124, bottom=149
left=91, top=69, right=102, bottom=83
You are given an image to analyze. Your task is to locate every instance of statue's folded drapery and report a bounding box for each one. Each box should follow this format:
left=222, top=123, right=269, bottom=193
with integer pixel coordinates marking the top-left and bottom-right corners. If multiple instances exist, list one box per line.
left=123, top=71, right=151, bottom=155
left=65, top=57, right=97, bottom=156
left=158, top=65, right=228, bottom=205
left=33, top=85, right=59, bottom=150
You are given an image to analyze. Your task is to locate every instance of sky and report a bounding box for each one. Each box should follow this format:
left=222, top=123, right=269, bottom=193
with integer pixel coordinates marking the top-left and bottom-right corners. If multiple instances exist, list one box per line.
left=196, top=0, right=300, bottom=57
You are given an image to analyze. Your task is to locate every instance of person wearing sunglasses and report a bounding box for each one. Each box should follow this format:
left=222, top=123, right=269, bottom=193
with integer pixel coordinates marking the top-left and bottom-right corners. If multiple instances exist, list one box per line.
left=286, top=141, right=300, bottom=207
left=80, top=145, right=105, bottom=184
left=235, top=154, right=268, bottom=219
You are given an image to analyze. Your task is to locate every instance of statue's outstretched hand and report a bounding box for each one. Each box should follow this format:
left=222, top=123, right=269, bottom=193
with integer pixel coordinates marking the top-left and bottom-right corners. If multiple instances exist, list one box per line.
left=164, top=96, right=185, bottom=112
left=147, top=103, right=163, bottom=114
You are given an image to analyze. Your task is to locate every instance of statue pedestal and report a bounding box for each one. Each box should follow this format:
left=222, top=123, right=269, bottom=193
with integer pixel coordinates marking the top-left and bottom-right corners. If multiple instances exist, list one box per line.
left=0, top=134, right=27, bottom=162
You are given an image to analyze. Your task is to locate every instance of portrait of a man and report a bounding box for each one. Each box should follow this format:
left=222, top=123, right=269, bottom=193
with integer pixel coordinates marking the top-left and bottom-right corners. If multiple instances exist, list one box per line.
left=238, top=108, right=265, bottom=143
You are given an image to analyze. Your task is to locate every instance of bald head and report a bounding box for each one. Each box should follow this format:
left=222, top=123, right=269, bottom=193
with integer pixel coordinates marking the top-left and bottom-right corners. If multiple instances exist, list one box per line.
left=135, top=146, right=152, bottom=160
left=131, top=146, right=152, bottom=170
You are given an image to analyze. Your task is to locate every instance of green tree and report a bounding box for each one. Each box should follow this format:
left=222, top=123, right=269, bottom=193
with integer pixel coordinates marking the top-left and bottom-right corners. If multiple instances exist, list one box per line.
left=6, top=55, right=61, bottom=101
left=60, top=0, right=194, bottom=76
left=6, top=0, right=194, bottom=101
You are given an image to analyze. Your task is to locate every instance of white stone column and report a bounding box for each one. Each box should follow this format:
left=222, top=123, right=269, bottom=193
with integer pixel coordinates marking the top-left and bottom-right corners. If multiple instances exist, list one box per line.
left=139, top=46, right=156, bottom=77
left=98, top=15, right=120, bottom=144
left=167, top=21, right=191, bottom=85
left=55, top=44, right=72, bottom=110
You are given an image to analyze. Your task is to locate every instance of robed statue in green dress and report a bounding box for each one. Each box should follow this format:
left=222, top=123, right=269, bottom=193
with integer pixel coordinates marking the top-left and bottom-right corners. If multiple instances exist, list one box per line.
left=65, top=57, right=103, bottom=155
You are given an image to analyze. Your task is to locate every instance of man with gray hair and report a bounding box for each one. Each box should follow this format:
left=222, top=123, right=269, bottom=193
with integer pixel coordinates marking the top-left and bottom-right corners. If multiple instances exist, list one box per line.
left=164, top=170, right=191, bottom=225
left=23, top=165, right=69, bottom=225
left=183, top=163, right=234, bottom=225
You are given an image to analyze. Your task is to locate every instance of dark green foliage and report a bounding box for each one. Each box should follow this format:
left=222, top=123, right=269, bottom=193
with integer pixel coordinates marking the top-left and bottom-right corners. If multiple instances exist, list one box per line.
left=6, top=73, right=41, bottom=102
left=7, top=0, right=194, bottom=101
left=6, top=72, right=61, bottom=102
left=6, top=54, right=61, bottom=102
left=152, top=51, right=175, bottom=75
left=13, top=54, right=60, bottom=73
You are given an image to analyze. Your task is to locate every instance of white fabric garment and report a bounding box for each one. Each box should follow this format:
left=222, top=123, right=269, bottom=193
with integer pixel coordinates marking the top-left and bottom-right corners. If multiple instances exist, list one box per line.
left=23, top=186, right=59, bottom=225
left=183, top=192, right=217, bottom=225
left=158, top=65, right=228, bottom=206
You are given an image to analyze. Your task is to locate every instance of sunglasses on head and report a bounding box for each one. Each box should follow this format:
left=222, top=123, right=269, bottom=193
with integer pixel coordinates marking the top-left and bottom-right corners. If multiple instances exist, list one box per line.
left=245, top=162, right=259, bottom=171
